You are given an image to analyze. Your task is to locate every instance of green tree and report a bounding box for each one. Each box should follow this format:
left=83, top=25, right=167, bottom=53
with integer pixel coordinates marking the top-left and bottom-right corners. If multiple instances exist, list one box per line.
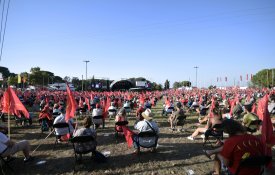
left=0, top=66, right=10, bottom=78
left=7, top=75, right=17, bottom=86
left=173, top=81, right=181, bottom=89
left=251, top=68, right=275, bottom=88
left=63, top=76, right=71, bottom=82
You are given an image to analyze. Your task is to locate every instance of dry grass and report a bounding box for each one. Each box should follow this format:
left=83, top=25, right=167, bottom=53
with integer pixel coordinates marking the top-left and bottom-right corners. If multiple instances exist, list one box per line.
left=2, top=101, right=275, bottom=175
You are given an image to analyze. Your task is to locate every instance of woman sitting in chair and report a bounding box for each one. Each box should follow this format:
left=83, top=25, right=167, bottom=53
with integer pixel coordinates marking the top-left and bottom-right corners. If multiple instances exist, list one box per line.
left=115, top=108, right=128, bottom=131
left=187, top=107, right=222, bottom=141
left=168, top=102, right=185, bottom=131
left=73, top=117, right=97, bottom=156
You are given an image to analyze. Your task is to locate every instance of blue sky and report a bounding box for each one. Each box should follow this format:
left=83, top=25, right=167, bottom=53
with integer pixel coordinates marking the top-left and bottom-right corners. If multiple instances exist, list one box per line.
left=1, top=0, right=275, bottom=87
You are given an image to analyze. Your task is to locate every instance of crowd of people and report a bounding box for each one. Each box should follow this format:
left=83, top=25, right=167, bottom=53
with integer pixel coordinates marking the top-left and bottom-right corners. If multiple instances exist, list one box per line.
left=0, top=87, right=275, bottom=174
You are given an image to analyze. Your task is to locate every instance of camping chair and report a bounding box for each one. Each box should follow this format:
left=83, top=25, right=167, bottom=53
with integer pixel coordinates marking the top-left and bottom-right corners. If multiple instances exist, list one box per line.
left=136, top=131, right=159, bottom=157
left=92, top=115, right=104, bottom=129
left=70, top=135, right=96, bottom=170
left=114, top=121, right=129, bottom=143
left=203, top=123, right=223, bottom=148
left=235, top=156, right=272, bottom=175
left=246, top=120, right=262, bottom=134
left=53, top=123, right=71, bottom=148
left=108, top=109, right=117, bottom=119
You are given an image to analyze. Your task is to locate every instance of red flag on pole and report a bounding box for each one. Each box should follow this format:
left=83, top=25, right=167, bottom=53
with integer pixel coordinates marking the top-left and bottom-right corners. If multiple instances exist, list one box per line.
left=85, top=97, right=91, bottom=111
left=2, top=87, right=29, bottom=118
left=258, top=95, right=275, bottom=167
left=65, top=84, right=77, bottom=122
left=122, top=126, right=134, bottom=148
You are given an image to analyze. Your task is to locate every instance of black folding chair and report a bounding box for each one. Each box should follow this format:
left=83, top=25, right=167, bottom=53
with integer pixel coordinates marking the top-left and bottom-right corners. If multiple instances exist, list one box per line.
left=136, top=131, right=159, bottom=154
left=70, top=135, right=96, bottom=170
left=0, top=154, right=13, bottom=172
left=174, top=115, right=187, bottom=132
left=203, top=123, right=223, bottom=148
left=53, top=123, right=71, bottom=148
left=235, top=156, right=272, bottom=175
left=92, top=115, right=104, bottom=129
left=114, top=121, right=129, bottom=143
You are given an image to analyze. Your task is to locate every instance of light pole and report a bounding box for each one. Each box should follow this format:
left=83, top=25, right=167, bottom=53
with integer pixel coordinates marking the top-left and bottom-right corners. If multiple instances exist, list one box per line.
left=83, top=60, right=90, bottom=90
left=194, top=66, right=199, bottom=88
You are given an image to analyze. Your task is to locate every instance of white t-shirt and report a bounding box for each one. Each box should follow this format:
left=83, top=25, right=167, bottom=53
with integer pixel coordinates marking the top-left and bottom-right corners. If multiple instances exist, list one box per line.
left=53, top=114, right=74, bottom=135
left=134, top=120, right=159, bottom=134
left=92, top=108, right=103, bottom=117
left=0, top=132, right=9, bottom=153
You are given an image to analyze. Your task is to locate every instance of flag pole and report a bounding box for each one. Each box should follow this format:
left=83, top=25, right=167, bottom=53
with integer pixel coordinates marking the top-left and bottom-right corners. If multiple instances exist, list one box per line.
left=8, top=102, right=10, bottom=138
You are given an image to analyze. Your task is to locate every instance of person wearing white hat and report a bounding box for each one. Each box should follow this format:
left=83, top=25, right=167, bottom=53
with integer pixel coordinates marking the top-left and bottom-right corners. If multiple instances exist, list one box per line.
left=133, top=109, right=159, bottom=154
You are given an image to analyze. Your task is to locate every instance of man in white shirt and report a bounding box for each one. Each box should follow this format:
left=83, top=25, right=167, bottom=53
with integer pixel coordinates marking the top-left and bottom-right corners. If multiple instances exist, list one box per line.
left=53, top=108, right=74, bottom=137
left=0, top=132, right=32, bottom=162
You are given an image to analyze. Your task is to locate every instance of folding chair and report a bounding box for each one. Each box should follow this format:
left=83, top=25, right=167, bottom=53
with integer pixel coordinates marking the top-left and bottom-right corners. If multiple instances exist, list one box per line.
left=114, top=121, right=129, bottom=143
left=136, top=131, right=159, bottom=157
left=108, top=109, right=117, bottom=119
left=53, top=123, right=71, bottom=148
left=0, top=155, right=13, bottom=172
left=92, top=115, right=104, bottom=129
left=235, top=156, right=272, bottom=175
left=246, top=120, right=262, bottom=134
left=203, top=123, right=223, bottom=148
left=70, top=135, right=96, bottom=170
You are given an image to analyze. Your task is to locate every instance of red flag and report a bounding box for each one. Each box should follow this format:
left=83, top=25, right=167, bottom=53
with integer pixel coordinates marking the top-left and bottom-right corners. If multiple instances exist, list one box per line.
left=2, top=87, right=29, bottom=118
left=65, top=84, right=77, bottom=122
left=85, top=97, right=91, bottom=111
left=122, top=126, right=134, bottom=148
left=258, top=95, right=275, bottom=166
left=79, top=97, right=84, bottom=108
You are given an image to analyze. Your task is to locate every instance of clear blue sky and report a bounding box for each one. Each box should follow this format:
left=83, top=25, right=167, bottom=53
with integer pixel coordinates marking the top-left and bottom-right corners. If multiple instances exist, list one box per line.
left=1, top=0, right=275, bottom=87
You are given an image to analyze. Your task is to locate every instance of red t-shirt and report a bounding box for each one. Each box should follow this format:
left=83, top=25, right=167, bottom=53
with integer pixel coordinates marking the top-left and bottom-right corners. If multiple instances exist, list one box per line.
left=220, top=134, right=264, bottom=175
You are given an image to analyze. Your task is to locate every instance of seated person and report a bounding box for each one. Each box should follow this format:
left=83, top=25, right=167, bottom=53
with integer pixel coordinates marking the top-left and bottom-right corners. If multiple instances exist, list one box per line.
left=92, top=104, right=103, bottom=117
left=209, top=119, right=264, bottom=175
left=232, top=99, right=243, bottom=119
left=0, top=132, right=33, bottom=162
left=168, top=102, right=186, bottom=131
left=123, top=101, right=131, bottom=113
left=52, top=103, right=61, bottom=116
left=108, top=102, right=117, bottom=119
left=136, top=104, right=145, bottom=122
left=162, top=101, right=174, bottom=116
left=144, top=100, right=152, bottom=109
left=187, top=107, right=222, bottom=140
left=73, top=117, right=97, bottom=158
left=268, top=95, right=275, bottom=115
left=133, top=109, right=159, bottom=154
left=53, top=108, right=74, bottom=141
left=39, top=105, right=53, bottom=128
left=115, top=108, right=128, bottom=132
left=242, top=102, right=260, bottom=132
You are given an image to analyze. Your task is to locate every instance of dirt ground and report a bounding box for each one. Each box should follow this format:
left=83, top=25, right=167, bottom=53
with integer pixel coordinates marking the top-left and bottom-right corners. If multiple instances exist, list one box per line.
left=2, top=102, right=275, bottom=175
